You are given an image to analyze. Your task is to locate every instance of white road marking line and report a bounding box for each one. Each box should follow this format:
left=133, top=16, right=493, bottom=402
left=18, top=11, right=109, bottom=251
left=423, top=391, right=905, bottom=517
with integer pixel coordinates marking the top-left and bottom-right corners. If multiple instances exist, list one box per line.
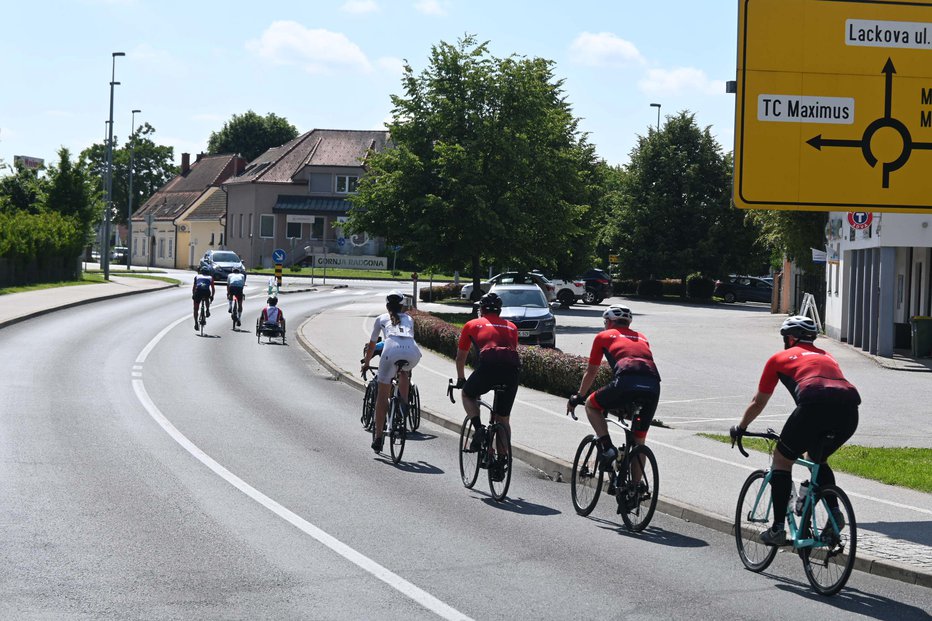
left=133, top=326, right=470, bottom=621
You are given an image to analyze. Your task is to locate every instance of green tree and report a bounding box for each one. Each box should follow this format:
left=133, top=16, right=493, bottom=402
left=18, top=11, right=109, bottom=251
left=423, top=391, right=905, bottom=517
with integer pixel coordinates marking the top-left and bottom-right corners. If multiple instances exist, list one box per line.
left=207, top=111, right=299, bottom=162
left=42, top=148, right=100, bottom=235
left=747, top=208, right=826, bottom=273
left=606, top=112, right=769, bottom=281
left=78, top=123, right=176, bottom=226
left=0, top=166, right=48, bottom=214
left=346, top=36, right=602, bottom=294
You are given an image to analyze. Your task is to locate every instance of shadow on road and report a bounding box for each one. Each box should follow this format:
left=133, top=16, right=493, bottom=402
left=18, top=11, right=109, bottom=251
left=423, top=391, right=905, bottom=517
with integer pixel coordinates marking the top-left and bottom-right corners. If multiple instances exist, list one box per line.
left=772, top=579, right=930, bottom=620
left=589, top=517, right=709, bottom=548
left=477, top=495, right=562, bottom=516
left=859, top=520, right=932, bottom=547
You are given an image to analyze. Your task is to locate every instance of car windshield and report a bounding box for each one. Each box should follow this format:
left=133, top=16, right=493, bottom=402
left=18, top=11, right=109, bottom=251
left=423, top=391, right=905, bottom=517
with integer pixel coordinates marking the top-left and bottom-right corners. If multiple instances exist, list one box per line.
left=496, top=289, right=546, bottom=308
left=211, top=252, right=240, bottom=262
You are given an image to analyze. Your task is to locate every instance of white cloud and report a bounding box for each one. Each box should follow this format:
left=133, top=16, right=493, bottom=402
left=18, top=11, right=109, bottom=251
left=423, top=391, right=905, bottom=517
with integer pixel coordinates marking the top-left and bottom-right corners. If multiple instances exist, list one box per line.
left=376, top=56, right=406, bottom=77
left=341, top=0, right=379, bottom=14
left=638, top=67, right=724, bottom=96
left=414, top=0, right=446, bottom=16
left=569, top=32, right=644, bottom=67
left=246, top=21, right=372, bottom=74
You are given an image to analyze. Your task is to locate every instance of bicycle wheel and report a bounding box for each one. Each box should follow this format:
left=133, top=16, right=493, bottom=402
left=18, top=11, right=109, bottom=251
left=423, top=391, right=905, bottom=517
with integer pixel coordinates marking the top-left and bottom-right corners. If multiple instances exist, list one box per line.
left=487, top=424, right=512, bottom=502
left=735, top=469, right=779, bottom=572
left=407, top=384, right=421, bottom=431
left=619, top=444, right=659, bottom=532
left=389, top=399, right=406, bottom=464
left=458, top=417, right=480, bottom=489
left=231, top=302, right=239, bottom=329
left=199, top=303, right=206, bottom=337
left=361, top=381, right=376, bottom=430
left=800, top=485, right=857, bottom=596
left=570, top=435, right=603, bottom=516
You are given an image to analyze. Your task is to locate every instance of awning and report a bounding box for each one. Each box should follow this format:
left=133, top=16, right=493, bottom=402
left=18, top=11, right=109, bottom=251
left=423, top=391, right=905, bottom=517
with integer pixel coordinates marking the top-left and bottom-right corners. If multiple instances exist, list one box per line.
left=272, top=196, right=352, bottom=215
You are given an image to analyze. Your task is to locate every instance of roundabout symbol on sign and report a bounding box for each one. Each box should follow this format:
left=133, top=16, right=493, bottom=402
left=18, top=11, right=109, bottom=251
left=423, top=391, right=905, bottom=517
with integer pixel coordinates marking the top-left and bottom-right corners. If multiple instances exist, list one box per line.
left=807, top=58, right=932, bottom=189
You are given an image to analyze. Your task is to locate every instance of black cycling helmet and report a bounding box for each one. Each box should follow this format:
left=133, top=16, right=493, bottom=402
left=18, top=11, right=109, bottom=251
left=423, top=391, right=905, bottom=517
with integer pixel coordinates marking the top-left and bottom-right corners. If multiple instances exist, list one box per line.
left=780, top=315, right=818, bottom=341
left=232, top=267, right=241, bottom=273
left=478, top=292, right=503, bottom=313
left=199, top=266, right=211, bottom=275
left=267, top=296, right=278, bottom=306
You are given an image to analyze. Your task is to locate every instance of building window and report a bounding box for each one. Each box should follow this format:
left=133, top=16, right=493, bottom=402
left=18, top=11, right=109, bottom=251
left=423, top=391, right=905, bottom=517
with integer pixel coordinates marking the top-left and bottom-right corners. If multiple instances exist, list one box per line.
left=209, top=232, right=215, bottom=246
left=239, top=213, right=244, bottom=239
left=248, top=214, right=253, bottom=238
left=133, top=238, right=137, bottom=256
left=260, top=214, right=274, bottom=238
left=336, top=175, right=358, bottom=193
left=219, top=233, right=224, bottom=246
left=310, top=218, right=325, bottom=240
left=286, top=221, right=302, bottom=239
left=158, top=238, right=165, bottom=258
left=168, top=239, right=173, bottom=259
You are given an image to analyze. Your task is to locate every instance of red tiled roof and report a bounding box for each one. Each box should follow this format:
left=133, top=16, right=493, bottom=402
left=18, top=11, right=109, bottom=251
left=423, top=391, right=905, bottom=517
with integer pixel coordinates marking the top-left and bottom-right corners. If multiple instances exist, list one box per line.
left=186, top=187, right=227, bottom=221
left=134, top=154, right=241, bottom=221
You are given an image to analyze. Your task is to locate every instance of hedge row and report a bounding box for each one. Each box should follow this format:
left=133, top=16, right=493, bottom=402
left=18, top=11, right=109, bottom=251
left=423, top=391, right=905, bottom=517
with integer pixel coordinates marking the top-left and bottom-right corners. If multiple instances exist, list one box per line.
left=613, top=274, right=716, bottom=301
left=418, top=282, right=464, bottom=302
left=409, top=309, right=612, bottom=399
left=0, top=210, right=85, bottom=286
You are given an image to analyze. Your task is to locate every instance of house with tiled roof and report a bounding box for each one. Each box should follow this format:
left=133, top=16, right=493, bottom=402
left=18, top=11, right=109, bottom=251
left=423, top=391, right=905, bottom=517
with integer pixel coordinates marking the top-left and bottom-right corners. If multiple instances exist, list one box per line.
left=223, top=129, right=389, bottom=268
left=131, top=153, right=245, bottom=269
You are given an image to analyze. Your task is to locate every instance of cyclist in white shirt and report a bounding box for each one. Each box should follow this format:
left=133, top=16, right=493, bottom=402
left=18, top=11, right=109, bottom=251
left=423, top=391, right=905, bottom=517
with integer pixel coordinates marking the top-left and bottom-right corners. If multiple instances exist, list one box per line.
left=361, top=291, right=422, bottom=453
left=226, top=267, right=246, bottom=324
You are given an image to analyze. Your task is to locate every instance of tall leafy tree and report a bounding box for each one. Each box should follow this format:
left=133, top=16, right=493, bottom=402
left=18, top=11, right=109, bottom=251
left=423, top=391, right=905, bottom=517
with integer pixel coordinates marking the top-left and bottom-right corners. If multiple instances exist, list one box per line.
left=746, top=209, right=826, bottom=273
left=346, top=35, right=602, bottom=293
left=78, top=123, right=176, bottom=226
left=606, top=111, right=769, bottom=281
left=0, top=166, right=48, bottom=215
left=42, top=148, right=99, bottom=224
left=207, top=111, right=299, bottom=162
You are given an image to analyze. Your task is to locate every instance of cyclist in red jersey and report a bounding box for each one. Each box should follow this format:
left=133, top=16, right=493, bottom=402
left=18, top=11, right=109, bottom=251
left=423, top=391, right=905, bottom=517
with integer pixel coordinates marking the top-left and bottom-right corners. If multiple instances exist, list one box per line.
left=455, top=292, right=521, bottom=449
left=731, top=315, right=860, bottom=546
left=567, top=304, right=661, bottom=471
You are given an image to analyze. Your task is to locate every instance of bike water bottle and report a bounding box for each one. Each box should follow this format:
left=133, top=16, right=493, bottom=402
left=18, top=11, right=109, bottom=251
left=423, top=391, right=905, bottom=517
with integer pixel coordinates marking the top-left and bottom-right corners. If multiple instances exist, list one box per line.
left=795, top=480, right=809, bottom=515
left=787, top=481, right=797, bottom=513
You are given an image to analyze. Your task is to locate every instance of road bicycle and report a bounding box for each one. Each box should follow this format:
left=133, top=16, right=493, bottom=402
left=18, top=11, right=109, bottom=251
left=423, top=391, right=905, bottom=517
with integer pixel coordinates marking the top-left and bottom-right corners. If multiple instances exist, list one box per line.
left=732, top=428, right=857, bottom=596
left=366, top=361, right=410, bottom=464
left=229, top=293, right=242, bottom=329
left=361, top=368, right=377, bottom=431
left=407, top=383, right=421, bottom=431
left=447, top=379, right=513, bottom=502
left=197, top=297, right=211, bottom=337
left=568, top=403, right=659, bottom=531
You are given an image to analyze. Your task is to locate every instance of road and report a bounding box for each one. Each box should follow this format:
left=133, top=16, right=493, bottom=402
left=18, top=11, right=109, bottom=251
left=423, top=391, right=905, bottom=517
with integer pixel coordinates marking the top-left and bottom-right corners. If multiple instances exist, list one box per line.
left=0, top=282, right=929, bottom=619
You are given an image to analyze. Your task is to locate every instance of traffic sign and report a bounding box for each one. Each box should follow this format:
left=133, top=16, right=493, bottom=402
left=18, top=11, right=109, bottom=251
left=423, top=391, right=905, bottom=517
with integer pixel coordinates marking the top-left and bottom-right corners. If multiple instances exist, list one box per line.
left=735, top=0, right=932, bottom=213
left=337, top=236, right=346, bottom=247
left=847, top=211, right=873, bottom=229
left=272, top=248, right=286, bottom=263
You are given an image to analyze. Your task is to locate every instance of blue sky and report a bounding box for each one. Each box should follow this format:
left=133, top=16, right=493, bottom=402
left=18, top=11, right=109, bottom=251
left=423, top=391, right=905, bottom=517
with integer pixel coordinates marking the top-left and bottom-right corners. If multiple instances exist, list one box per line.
left=1, top=0, right=739, bottom=170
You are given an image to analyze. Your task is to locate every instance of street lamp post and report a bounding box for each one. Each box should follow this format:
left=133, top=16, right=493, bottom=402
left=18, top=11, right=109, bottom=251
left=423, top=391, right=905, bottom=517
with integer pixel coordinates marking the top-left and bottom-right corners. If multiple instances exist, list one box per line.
left=103, top=51, right=125, bottom=280
left=650, top=103, right=661, bottom=131
left=127, top=108, right=141, bottom=269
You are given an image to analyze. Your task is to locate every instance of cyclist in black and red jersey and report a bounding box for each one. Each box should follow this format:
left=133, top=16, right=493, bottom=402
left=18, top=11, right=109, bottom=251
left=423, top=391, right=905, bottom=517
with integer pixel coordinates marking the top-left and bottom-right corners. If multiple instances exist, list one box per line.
left=731, top=315, right=860, bottom=546
left=567, top=304, right=661, bottom=469
left=454, top=292, right=521, bottom=450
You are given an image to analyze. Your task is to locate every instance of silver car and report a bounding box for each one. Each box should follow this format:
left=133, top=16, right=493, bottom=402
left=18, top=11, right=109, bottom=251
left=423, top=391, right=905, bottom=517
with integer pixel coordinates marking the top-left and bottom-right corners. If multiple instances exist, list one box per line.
left=489, top=284, right=556, bottom=348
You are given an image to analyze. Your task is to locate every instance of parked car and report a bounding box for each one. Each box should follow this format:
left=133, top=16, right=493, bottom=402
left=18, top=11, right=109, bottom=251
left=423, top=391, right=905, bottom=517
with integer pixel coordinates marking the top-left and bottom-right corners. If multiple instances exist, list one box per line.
left=460, top=272, right=556, bottom=302
left=198, top=250, right=246, bottom=282
left=489, top=284, right=556, bottom=348
left=714, top=275, right=773, bottom=303
left=579, top=268, right=612, bottom=305
left=110, top=247, right=129, bottom=263
left=531, top=270, right=586, bottom=307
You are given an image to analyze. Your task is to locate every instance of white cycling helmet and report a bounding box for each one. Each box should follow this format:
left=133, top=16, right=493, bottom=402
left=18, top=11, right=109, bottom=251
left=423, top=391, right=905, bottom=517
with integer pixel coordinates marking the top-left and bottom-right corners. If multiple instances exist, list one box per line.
left=386, top=290, right=407, bottom=306
left=780, top=315, right=818, bottom=340
left=603, top=304, right=633, bottom=323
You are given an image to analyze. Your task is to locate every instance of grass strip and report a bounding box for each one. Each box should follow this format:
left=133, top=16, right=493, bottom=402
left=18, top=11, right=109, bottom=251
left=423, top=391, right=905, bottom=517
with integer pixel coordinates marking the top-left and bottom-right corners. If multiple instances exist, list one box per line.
left=0, top=274, right=106, bottom=295
left=701, top=433, right=932, bottom=493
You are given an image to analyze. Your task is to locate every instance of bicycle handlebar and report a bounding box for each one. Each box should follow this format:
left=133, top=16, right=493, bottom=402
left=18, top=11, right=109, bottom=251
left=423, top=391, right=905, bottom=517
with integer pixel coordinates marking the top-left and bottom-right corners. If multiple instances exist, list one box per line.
left=447, top=379, right=457, bottom=404
left=731, top=427, right=780, bottom=458
left=361, top=364, right=378, bottom=380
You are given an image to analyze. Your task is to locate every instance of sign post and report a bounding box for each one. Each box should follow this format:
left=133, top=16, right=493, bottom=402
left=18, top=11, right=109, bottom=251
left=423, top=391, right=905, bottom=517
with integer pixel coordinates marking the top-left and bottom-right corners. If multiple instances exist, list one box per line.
left=411, top=272, right=418, bottom=309
left=272, top=248, right=285, bottom=287
left=735, top=0, right=932, bottom=213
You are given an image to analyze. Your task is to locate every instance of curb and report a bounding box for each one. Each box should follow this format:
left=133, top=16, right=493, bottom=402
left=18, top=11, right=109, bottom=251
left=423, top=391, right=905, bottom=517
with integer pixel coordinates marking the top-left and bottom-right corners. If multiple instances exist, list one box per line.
left=0, top=281, right=178, bottom=331
left=296, top=315, right=932, bottom=590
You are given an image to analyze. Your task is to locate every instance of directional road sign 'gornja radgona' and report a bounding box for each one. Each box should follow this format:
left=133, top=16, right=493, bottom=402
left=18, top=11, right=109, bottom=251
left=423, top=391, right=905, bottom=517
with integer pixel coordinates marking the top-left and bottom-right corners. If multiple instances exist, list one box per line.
left=735, top=0, right=932, bottom=213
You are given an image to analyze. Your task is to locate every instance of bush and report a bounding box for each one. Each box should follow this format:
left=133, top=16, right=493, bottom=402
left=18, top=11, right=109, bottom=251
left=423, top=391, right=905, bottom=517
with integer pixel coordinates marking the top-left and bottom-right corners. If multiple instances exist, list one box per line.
left=613, top=279, right=638, bottom=295
left=637, top=279, right=664, bottom=298
left=410, top=310, right=613, bottom=398
left=686, top=272, right=715, bottom=300
left=660, top=278, right=684, bottom=297
left=289, top=264, right=302, bottom=272
left=418, top=283, right=464, bottom=302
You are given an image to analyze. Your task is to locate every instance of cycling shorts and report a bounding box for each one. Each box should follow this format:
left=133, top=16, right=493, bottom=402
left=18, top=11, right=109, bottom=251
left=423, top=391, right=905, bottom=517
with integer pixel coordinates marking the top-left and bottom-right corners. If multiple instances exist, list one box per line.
left=777, top=402, right=859, bottom=462
left=227, top=286, right=244, bottom=301
left=376, top=338, right=422, bottom=384
left=590, top=372, right=660, bottom=439
left=193, top=289, right=212, bottom=302
left=463, top=354, right=520, bottom=417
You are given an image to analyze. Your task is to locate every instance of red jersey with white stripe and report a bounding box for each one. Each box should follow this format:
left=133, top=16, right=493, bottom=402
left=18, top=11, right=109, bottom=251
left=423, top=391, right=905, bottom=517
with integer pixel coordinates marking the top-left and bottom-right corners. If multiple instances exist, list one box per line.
left=758, top=343, right=860, bottom=405
left=587, top=327, right=659, bottom=378
left=458, top=315, right=518, bottom=355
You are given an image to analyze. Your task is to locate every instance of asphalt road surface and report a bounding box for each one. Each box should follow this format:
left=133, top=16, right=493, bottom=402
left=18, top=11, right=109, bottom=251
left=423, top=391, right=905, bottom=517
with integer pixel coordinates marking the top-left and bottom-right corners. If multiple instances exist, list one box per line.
left=1, top=284, right=929, bottom=619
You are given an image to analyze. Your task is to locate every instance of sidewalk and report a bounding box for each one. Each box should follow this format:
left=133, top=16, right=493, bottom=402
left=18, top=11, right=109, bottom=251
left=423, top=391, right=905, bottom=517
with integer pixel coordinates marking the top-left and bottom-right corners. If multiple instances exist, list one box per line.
left=0, top=275, right=177, bottom=329
left=298, top=298, right=932, bottom=589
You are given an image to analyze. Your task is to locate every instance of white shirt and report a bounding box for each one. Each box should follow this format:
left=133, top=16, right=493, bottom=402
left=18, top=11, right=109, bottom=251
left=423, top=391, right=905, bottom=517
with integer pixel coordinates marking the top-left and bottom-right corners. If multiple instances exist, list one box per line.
left=227, top=273, right=245, bottom=287
left=370, top=312, right=415, bottom=343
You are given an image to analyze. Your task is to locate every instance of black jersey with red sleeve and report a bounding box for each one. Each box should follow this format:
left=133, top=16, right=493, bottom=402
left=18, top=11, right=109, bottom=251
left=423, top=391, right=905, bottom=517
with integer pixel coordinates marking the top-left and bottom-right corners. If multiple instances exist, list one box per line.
left=758, top=343, right=860, bottom=405
left=587, top=327, right=660, bottom=379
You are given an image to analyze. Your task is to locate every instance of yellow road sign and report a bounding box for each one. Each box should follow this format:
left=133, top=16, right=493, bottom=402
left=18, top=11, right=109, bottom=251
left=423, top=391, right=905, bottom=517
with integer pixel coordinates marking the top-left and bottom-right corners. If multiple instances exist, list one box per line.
left=735, top=0, right=932, bottom=213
